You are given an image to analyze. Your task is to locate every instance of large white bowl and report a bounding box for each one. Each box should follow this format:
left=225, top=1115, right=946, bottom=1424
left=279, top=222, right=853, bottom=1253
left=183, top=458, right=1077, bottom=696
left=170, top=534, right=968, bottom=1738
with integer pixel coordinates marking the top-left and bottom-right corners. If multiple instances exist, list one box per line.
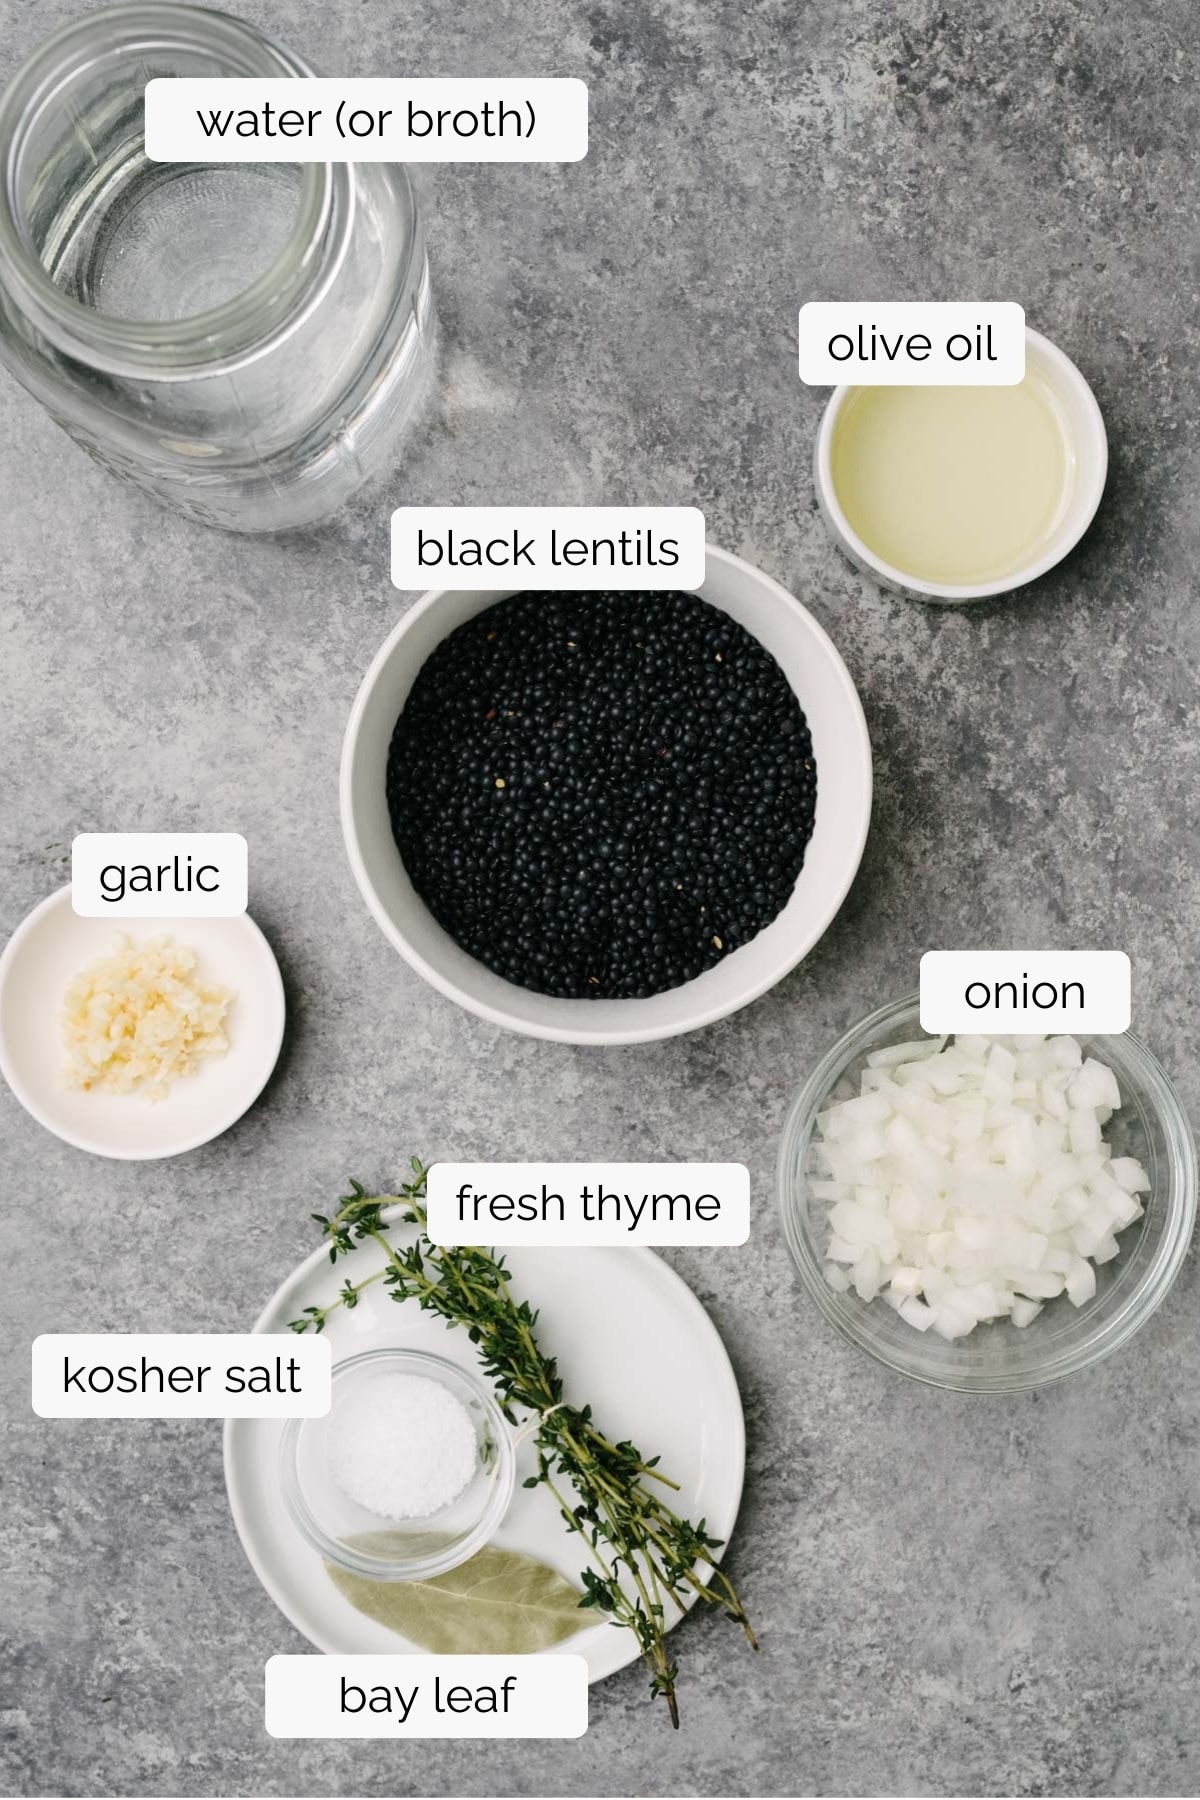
left=340, top=544, right=872, bottom=1044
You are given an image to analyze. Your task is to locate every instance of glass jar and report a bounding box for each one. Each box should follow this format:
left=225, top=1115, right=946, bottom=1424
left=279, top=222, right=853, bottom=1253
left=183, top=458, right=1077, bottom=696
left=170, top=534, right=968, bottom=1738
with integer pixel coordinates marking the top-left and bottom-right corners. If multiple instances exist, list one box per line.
left=0, top=3, right=436, bottom=531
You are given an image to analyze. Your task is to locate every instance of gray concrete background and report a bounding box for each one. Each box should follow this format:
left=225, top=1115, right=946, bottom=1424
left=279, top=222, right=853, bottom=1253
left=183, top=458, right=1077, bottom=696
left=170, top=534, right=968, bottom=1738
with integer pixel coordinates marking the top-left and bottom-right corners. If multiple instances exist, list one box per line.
left=2, top=0, right=1199, bottom=1794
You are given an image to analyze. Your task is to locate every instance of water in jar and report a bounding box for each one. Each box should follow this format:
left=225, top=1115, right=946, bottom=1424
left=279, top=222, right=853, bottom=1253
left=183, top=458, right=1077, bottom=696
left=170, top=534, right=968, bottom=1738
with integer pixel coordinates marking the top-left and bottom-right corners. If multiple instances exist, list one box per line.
left=0, top=5, right=435, bottom=530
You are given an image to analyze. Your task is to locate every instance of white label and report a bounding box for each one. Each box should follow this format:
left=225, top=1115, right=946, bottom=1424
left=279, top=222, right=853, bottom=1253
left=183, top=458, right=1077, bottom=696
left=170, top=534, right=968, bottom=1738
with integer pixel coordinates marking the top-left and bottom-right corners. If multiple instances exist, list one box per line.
left=798, top=302, right=1025, bottom=385
left=920, top=951, right=1131, bottom=1034
left=71, top=833, right=247, bottom=917
left=265, top=1655, right=588, bottom=1738
left=391, top=507, right=705, bottom=591
left=31, top=1334, right=331, bottom=1419
left=427, top=1162, right=750, bottom=1247
left=145, top=78, right=588, bottom=163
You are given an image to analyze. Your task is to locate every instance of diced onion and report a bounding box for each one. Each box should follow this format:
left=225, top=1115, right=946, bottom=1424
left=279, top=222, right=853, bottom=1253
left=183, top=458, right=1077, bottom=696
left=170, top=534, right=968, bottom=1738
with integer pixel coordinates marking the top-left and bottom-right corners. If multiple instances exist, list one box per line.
left=815, top=1033, right=1147, bottom=1339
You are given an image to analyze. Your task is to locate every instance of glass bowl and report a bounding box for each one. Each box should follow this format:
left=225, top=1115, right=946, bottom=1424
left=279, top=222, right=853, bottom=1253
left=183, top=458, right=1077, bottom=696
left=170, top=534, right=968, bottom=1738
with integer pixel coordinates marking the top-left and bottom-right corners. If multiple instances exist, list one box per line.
left=777, top=994, right=1196, bottom=1391
left=280, top=1347, right=515, bottom=1580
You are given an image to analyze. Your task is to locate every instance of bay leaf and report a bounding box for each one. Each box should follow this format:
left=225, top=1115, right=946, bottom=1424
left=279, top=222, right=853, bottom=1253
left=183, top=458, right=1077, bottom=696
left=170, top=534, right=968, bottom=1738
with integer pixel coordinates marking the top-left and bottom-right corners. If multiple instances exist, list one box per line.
left=325, top=1536, right=586, bottom=1654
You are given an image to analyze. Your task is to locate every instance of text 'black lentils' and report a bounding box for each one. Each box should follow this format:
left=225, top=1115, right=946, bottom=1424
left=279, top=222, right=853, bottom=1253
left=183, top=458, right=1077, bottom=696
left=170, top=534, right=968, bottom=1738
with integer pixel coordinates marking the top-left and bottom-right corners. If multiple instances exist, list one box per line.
left=386, top=590, right=817, bottom=1000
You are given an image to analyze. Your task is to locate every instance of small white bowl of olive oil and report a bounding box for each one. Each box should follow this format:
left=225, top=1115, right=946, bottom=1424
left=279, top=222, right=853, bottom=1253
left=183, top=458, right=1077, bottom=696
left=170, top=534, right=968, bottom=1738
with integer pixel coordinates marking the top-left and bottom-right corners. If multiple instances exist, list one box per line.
left=814, top=326, right=1107, bottom=603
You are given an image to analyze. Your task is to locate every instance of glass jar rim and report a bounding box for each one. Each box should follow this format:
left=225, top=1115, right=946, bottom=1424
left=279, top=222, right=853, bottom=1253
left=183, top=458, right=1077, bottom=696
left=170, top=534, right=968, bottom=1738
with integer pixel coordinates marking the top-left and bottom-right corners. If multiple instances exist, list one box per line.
left=0, top=1, right=349, bottom=377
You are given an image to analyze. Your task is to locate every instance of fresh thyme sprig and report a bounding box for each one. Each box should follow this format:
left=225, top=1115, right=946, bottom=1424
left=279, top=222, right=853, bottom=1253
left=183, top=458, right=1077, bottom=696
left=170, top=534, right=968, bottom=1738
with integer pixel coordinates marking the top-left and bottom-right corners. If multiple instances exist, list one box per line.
left=290, top=1162, right=757, bottom=1726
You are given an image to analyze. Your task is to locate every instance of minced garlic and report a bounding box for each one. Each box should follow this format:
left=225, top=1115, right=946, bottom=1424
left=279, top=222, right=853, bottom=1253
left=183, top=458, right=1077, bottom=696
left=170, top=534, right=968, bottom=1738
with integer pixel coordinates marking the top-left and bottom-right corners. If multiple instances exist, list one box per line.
left=62, top=935, right=233, bottom=1101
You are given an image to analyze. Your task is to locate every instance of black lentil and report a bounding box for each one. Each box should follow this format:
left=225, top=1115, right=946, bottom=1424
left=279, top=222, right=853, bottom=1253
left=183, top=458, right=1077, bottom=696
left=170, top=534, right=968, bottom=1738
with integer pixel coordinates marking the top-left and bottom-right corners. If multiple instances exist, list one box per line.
left=386, top=590, right=817, bottom=999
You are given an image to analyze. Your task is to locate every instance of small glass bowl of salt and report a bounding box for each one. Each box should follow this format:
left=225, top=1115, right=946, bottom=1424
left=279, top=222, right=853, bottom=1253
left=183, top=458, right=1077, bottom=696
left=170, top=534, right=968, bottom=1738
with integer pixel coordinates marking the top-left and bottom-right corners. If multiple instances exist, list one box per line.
left=281, top=1348, right=515, bottom=1581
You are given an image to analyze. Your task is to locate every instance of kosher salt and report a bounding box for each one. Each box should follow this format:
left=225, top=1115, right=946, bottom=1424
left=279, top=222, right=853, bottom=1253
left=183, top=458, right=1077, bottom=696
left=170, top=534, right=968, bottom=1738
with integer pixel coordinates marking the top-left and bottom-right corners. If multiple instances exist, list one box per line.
left=329, top=1371, right=478, bottom=1518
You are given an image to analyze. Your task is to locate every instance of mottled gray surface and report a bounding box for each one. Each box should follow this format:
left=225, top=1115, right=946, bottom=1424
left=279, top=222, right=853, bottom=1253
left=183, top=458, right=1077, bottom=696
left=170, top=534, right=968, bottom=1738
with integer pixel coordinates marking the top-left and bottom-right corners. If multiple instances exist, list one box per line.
left=2, top=0, right=1200, bottom=1794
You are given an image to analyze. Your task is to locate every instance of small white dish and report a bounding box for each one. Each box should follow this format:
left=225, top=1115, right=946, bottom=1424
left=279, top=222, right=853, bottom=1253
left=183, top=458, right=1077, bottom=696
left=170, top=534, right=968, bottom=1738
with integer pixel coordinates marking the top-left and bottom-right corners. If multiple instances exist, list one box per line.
left=0, top=886, right=285, bottom=1159
left=814, top=326, right=1108, bottom=603
left=341, top=542, right=873, bottom=1044
left=225, top=1214, right=745, bottom=1679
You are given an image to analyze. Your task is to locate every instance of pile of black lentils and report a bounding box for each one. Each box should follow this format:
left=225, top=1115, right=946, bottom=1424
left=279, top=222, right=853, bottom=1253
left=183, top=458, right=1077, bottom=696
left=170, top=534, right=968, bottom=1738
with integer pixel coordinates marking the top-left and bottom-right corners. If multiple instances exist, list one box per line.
left=387, top=590, right=817, bottom=999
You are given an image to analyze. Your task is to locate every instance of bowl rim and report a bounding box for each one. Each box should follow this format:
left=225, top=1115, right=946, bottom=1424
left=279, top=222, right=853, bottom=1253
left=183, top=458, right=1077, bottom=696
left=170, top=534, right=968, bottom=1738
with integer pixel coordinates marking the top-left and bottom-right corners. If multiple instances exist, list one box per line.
left=813, top=326, right=1109, bottom=603
left=776, top=993, right=1198, bottom=1392
left=339, top=542, right=873, bottom=1045
left=279, top=1345, right=516, bottom=1581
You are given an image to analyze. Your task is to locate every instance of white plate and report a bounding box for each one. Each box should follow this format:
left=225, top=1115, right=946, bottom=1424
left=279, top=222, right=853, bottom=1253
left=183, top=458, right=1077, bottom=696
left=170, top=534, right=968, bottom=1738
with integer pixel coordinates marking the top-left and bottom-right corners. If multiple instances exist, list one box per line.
left=0, top=886, right=285, bottom=1159
left=225, top=1216, right=745, bottom=1683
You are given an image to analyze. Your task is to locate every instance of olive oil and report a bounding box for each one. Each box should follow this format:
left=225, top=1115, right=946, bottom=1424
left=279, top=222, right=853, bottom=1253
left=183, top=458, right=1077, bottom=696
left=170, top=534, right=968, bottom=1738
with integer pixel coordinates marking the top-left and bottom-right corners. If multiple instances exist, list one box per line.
left=830, top=374, right=1073, bottom=585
